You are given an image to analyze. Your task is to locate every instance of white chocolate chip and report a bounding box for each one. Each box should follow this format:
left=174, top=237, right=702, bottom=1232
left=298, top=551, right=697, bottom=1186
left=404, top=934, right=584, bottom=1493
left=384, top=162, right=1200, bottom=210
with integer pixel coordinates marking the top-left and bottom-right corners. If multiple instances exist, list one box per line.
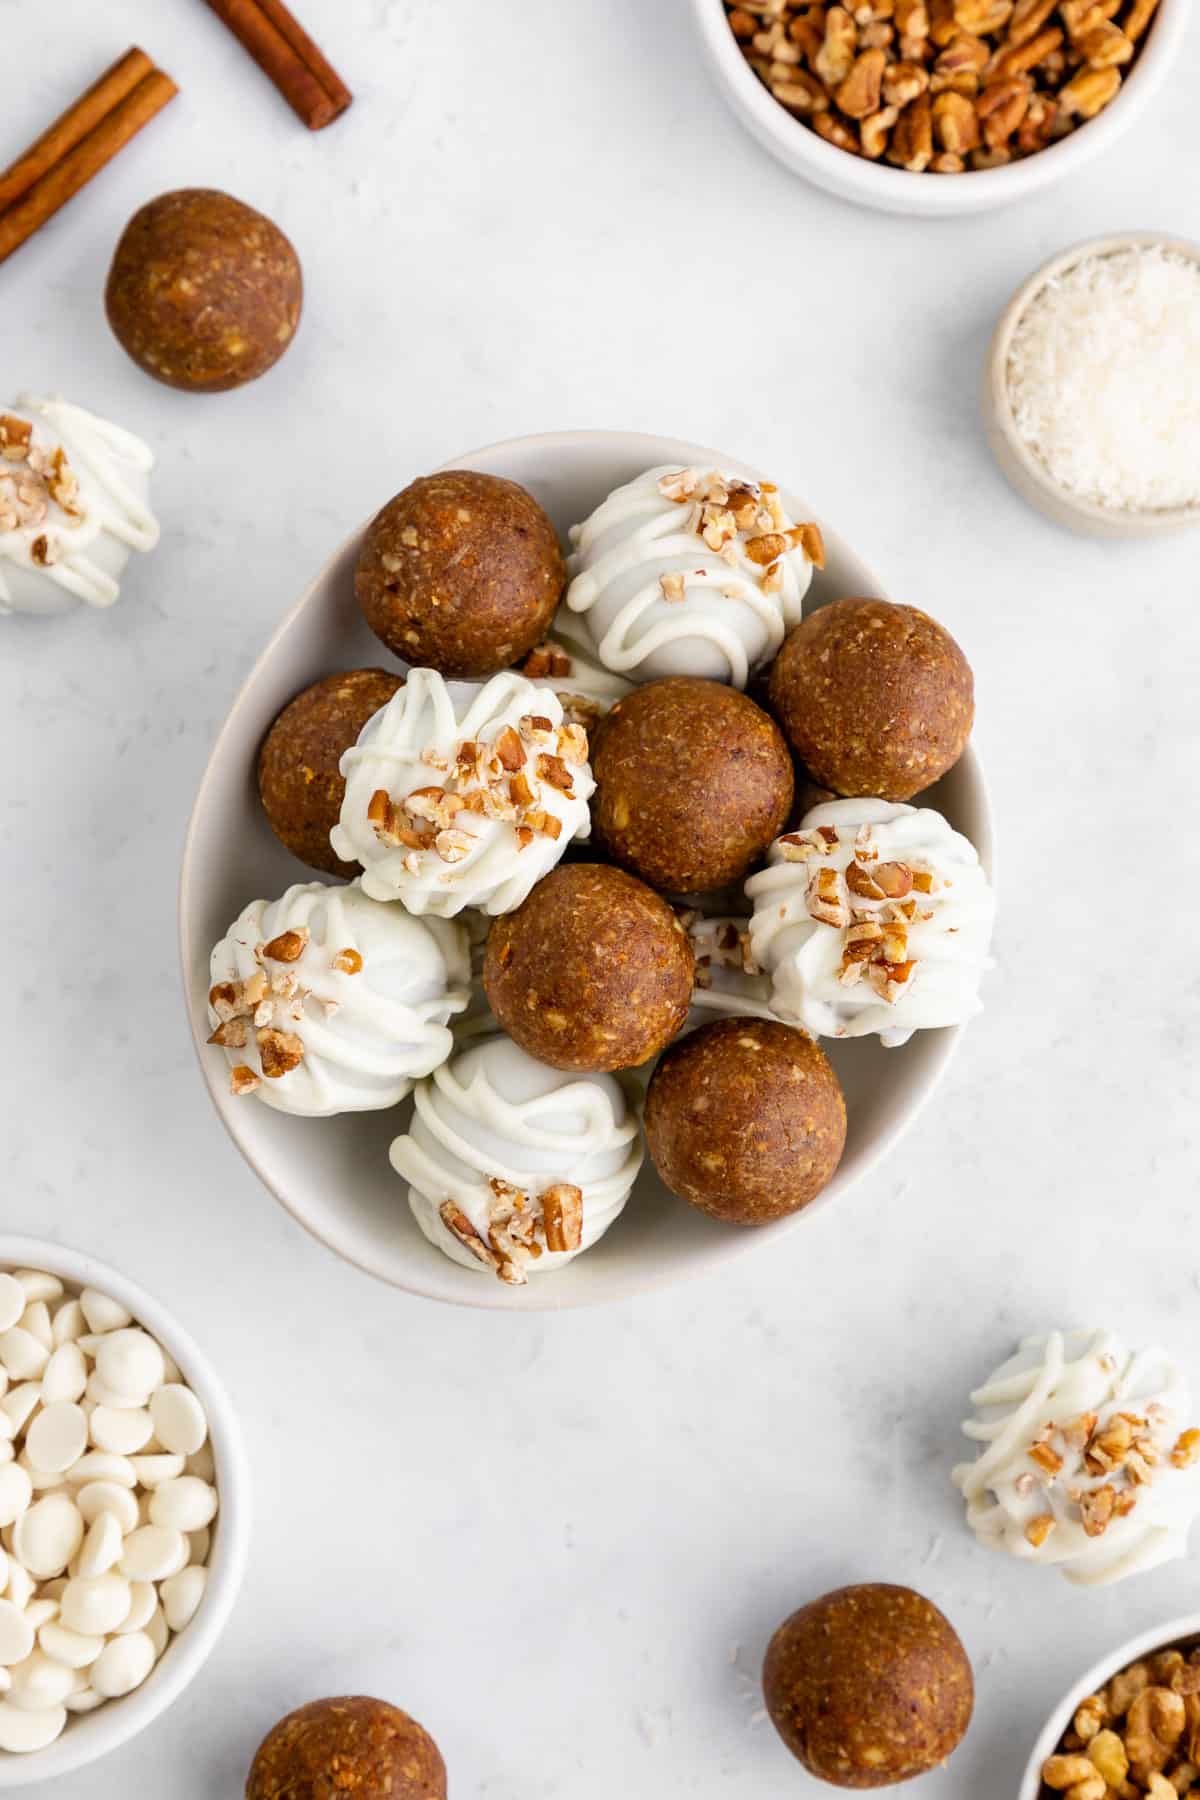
left=59, top=1575, right=131, bottom=1639
left=89, top=1408, right=153, bottom=1458
left=90, top=1631, right=155, bottom=1700
left=25, top=1404, right=88, bottom=1476
left=12, top=1495, right=83, bottom=1580
left=0, top=1466, right=31, bottom=1530
left=14, top=1274, right=61, bottom=1306
left=75, top=1483, right=138, bottom=1536
left=128, top=1455, right=185, bottom=1488
left=119, top=1526, right=188, bottom=1584
left=0, top=1700, right=67, bottom=1752
left=160, top=1566, right=206, bottom=1634
left=0, top=1330, right=49, bottom=1382
left=149, top=1386, right=208, bottom=1458
left=0, top=1601, right=35, bottom=1668
left=78, top=1291, right=131, bottom=1336
left=0, top=1280, right=24, bottom=1336
left=6, top=1651, right=75, bottom=1711
left=113, top=1582, right=156, bottom=1636
left=76, top=1513, right=123, bottom=1580
left=149, top=1478, right=217, bottom=1534
left=40, top=1345, right=87, bottom=1405
left=37, top=1623, right=103, bottom=1672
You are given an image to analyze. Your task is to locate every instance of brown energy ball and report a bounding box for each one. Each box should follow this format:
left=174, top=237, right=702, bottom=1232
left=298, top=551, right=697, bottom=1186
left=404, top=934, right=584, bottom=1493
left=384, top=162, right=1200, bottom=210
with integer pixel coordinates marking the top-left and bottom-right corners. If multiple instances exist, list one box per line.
left=356, top=471, right=565, bottom=677
left=106, top=189, right=302, bottom=392
left=258, top=668, right=403, bottom=876
left=644, top=1018, right=845, bottom=1224
left=767, top=598, right=974, bottom=802
left=246, top=1696, right=445, bottom=1800
left=763, top=1585, right=974, bottom=1789
left=590, top=678, right=793, bottom=894
left=483, top=863, right=693, bottom=1071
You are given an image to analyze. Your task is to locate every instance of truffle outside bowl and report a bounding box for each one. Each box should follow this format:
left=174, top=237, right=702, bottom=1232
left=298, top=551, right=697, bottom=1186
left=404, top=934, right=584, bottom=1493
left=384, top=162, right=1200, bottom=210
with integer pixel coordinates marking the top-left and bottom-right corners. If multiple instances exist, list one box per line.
left=688, top=0, right=1192, bottom=217
left=179, top=429, right=995, bottom=1312
left=983, top=231, right=1200, bottom=538
left=1017, top=1611, right=1200, bottom=1800
left=0, top=1237, right=250, bottom=1789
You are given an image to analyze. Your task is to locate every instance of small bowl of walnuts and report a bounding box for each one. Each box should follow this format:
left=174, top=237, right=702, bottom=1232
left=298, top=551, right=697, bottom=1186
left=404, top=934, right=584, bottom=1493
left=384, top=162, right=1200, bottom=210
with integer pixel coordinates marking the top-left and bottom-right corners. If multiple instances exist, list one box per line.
left=1020, top=1615, right=1200, bottom=1800
left=690, top=0, right=1191, bottom=214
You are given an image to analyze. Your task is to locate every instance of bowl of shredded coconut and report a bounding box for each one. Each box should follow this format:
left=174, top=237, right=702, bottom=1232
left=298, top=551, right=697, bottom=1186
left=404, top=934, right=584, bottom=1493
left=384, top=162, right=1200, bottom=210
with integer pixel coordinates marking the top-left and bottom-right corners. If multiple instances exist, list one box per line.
left=983, top=233, right=1200, bottom=536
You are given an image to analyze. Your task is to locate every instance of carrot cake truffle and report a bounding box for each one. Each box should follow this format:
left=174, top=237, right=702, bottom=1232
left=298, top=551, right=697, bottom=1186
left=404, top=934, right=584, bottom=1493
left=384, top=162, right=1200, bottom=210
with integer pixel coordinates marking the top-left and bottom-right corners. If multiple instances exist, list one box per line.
left=767, top=597, right=974, bottom=801
left=356, top=471, right=565, bottom=677
left=746, top=798, right=994, bottom=1048
left=0, top=395, right=158, bottom=615
left=590, top=678, right=793, bottom=894
left=565, top=465, right=823, bottom=688
left=207, top=879, right=468, bottom=1114
left=763, top=1584, right=974, bottom=1788
left=246, top=1696, right=445, bottom=1800
left=644, top=1018, right=845, bottom=1224
left=330, top=669, right=594, bottom=918
left=106, top=189, right=302, bottom=392
left=953, top=1329, right=1200, bottom=1586
left=258, top=669, right=404, bottom=876
left=483, top=863, right=693, bottom=1071
left=391, top=1034, right=643, bottom=1286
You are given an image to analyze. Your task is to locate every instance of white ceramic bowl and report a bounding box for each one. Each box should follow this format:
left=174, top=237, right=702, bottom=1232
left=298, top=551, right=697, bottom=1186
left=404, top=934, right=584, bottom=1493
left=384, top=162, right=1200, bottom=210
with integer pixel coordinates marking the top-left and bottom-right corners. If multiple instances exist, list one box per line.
left=179, top=429, right=995, bottom=1311
left=689, top=0, right=1191, bottom=216
left=0, top=1238, right=250, bottom=1789
left=983, top=231, right=1200, bottom=537
left=1018, top=1611, right=1200, bottom=1799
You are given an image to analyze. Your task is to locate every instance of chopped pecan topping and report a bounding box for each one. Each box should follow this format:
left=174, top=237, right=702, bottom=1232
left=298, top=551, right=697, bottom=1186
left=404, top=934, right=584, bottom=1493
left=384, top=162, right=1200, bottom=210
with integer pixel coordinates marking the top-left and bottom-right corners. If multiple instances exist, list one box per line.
left=542, top=1183, right=584, bottom=1252
left=332, top=947, right=363, bottom=975
left=263, top=927, right=309, bottom=964
left=256, top=1027, right=304, bottom=1078
left=229, top=1064, right=260, bottom=1096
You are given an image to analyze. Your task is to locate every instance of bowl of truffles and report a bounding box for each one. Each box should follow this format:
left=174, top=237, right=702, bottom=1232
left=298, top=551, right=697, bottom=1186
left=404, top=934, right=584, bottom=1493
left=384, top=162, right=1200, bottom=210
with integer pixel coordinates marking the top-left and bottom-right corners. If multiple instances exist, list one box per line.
left=180, top=430, right=995, bottom=1309
left=689, top=0, right=1190, bottom=215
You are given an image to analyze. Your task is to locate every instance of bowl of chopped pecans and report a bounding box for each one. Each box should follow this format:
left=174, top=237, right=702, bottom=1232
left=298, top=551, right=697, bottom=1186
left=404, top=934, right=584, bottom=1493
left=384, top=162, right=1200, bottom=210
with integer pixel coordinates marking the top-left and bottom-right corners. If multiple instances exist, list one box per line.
left=1019, top=1616, right=1200, bottom=1800
left=690, top=0, right=1191, bottom=214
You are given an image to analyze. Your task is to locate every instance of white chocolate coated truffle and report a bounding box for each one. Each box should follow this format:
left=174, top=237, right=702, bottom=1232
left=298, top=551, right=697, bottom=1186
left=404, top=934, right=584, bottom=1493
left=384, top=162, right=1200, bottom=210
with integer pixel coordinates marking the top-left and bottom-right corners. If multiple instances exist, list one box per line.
left=0, top=396, right=158, bottom=616
left=746, top=798, right=994, bottom=1048
left=331, top=668, right=594, bottom=918
left=953, top=1329, right=1200, bottom=1587
left=564, top=465, right=817, bottom=688
left=208, top=879, right=468, bottom=1115
left=391, top=1034, right=643, bottom=1285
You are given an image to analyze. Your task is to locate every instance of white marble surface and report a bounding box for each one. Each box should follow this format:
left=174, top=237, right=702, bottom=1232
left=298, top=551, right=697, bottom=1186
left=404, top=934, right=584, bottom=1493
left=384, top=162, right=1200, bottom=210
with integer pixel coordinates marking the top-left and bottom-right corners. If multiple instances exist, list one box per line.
left=2, top=0, right=1199, bottom=1793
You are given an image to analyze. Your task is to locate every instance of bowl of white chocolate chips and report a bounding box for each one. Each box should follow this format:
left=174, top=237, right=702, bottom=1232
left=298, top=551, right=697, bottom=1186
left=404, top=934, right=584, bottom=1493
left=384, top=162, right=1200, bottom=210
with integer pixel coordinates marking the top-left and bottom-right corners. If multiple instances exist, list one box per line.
left=0, top=1241, right=248, bottom=1785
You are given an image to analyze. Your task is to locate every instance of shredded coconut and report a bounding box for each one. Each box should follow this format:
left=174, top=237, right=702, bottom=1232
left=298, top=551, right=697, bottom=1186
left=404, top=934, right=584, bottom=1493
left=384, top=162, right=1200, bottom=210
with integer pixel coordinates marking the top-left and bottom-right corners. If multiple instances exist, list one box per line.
left=1006, top=246, right=1200, bottom=514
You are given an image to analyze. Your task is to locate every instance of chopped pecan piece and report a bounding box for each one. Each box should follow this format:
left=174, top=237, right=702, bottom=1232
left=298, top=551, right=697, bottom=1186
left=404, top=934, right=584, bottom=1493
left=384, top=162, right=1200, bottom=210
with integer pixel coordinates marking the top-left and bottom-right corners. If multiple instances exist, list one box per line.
left=263, top=927, right=309, bottom=964
left=256, top=1027, right=304, bottom=1078
left=542, top=1183, right=584, bottom=1253
left=332, top=947, right=363, bottom=975
left=229, top=1064, right=261, bottom=1096
left=439, top=1200, right=500, bottom=1270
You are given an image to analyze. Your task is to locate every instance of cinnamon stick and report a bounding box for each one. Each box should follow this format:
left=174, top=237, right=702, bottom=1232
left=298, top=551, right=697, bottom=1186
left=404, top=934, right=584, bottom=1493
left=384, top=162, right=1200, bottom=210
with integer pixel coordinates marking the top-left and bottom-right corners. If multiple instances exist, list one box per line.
left=0, top=53, right=178, bottom=268
left=203, top=0, right=353, bottom=130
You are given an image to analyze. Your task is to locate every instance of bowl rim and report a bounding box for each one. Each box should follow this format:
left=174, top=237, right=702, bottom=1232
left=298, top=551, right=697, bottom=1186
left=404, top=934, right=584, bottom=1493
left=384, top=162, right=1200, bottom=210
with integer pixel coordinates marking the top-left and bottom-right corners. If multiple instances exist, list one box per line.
left=688, top=0, right=1192, bottom=213
left=178, top=426, right=995, bottom=1311
left=1017, top=1610, right=1200, bottom=1799
left=0, top=1236, right=251, bottom=1789
left=985, top=230, right=1200, bottom=531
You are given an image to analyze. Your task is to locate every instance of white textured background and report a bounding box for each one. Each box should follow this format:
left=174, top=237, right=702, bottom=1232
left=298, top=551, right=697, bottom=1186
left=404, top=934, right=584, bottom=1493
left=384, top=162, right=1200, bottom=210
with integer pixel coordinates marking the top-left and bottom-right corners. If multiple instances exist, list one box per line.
left=3, top=0, right=1200, bottom=1794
